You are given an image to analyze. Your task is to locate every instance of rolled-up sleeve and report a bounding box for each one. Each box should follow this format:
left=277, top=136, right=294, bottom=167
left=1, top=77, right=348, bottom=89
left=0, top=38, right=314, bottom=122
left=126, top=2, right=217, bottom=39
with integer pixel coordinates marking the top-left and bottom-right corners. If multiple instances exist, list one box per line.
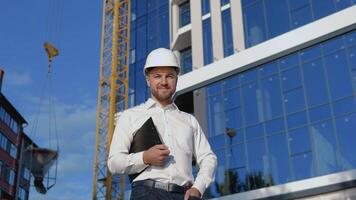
left=107, top=112, right=148, bottom=174
left=190, top=116, right=217, bottom=195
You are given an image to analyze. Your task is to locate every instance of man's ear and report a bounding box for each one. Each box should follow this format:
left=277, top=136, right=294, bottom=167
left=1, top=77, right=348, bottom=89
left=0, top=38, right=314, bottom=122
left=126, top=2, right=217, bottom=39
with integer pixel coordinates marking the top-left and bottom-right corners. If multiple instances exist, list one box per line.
left=145, top=76, right=150, bottom=87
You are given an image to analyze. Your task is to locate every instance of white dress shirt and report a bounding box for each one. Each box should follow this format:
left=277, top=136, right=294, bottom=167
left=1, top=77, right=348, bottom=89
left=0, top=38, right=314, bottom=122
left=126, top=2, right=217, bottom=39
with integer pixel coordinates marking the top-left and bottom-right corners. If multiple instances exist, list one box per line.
left=108, top=98, right=217, bottom=194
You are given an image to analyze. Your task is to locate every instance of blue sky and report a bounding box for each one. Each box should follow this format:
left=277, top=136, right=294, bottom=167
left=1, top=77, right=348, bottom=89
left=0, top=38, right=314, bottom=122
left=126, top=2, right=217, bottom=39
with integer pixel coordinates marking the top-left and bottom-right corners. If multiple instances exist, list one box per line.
left=0, top=1, right=102, bottom=199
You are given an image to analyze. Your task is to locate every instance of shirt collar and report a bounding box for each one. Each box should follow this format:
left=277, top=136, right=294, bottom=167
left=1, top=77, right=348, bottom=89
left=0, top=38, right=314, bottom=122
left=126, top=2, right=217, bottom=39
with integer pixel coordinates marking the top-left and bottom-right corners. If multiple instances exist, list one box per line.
left=144, top=98, right=178, bottom=111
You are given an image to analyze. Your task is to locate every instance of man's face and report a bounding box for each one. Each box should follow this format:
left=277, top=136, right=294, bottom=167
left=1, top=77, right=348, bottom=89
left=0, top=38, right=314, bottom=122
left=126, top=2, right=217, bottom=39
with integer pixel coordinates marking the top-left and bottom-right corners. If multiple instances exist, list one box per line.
left=146, top=67, right=178, bottom=105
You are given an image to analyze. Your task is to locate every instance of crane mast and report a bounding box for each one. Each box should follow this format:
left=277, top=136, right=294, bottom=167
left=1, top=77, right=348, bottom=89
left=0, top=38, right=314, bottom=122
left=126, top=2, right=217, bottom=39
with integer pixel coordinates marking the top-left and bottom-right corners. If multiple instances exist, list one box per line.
left=92, top=0, right=130, bottom=199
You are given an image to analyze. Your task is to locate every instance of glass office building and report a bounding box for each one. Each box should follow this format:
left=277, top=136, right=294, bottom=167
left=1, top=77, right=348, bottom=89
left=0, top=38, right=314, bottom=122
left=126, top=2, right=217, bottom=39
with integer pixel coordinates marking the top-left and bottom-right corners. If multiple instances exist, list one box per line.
left=127, top=0, right=356, bottom=199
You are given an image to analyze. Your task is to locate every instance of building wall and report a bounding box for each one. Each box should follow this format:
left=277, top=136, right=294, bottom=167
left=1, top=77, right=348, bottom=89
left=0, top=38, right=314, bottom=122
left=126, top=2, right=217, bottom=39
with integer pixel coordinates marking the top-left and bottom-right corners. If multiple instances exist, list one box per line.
left=170, top=0, right=356, bottom=199
left=0, top=97, right=30, bottom=200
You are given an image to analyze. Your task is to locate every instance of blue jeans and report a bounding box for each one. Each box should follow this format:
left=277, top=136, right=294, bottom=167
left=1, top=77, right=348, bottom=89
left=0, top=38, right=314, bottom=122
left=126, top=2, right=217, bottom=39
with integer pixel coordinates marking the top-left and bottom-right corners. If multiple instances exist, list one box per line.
left=130, top=184, right=202, bottom=200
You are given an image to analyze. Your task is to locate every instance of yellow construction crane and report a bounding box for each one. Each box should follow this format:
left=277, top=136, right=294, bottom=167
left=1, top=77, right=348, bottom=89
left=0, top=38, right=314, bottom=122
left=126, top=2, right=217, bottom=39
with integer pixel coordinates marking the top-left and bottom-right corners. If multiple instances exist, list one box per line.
left=92, top=0, right=130, bottom=199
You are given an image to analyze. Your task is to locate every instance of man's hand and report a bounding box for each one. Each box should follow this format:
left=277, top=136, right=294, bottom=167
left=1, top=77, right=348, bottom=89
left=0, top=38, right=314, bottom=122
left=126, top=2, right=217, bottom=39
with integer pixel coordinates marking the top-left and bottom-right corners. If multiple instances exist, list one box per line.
left=184, top=187, right=201, bottom=200
left=143, top=144, right=170, bottom=166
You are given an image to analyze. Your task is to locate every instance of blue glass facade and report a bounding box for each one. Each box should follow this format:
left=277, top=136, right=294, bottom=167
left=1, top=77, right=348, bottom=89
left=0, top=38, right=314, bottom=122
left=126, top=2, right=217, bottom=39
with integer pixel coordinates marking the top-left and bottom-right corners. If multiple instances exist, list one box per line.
left=204, top=30, right=356, bottom=198
left=128, top=0, right=169, bottom=107
left=242, top=0, right=356, bottom=47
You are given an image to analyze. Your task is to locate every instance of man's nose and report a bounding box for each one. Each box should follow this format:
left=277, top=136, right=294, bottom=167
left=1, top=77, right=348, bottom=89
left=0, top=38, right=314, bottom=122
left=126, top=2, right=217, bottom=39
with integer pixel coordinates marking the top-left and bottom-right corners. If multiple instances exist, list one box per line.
left=160, top=77, right=168, bottom=85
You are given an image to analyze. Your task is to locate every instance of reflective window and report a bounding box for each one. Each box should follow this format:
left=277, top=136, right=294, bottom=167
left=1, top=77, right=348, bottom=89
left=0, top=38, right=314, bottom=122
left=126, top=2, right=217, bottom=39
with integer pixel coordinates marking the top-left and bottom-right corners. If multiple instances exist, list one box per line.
left=179, top=1, right=190, bottom=27
left=333, top=96, right=356, bottom=117
left=265, top=0, right=289, bottom=38
left=311, top=120, right=339, bottom=175
left=290, top=0, right=312, bottom=28
left=325, top=50, right=353, bottom=100
left=281, top=67, right=302, bottom=92
left=224, top=88, right=240, bottom=109
left=201, top=0, right=210, bottom=15
left=243, top=1, right=266, bottom=47
left=311, top=0, right=335, bottom=19
left=303, top=59, right=328, bottom=106
left=309, top=104, right=331, bottom=123
left=261, top=75, right=283, bottom=120
left=292, top=152, right=314, bottom=180
left=222, top=8, right=234, bottom=57
left=268, top=134, right=291, bottom=184
left=283, top=88, right=305, bottom=114
left=180, top=47, right=192, bottom=74
left=287, top=111, right=307, bottom=129
left=289, top=126, right=311, bottom=155
left=335, top=113, right=356, bottom=170
left=203, top=18, right=213, bottom=65
left=221, top=0, right=230, bottom=6
left=242, top=82, right=261, bottom=125
left=246, top=123, right=264, bottom=141
left=242, top=0, right=355, bottom=47
left=266, top=117, right=285, bottom=135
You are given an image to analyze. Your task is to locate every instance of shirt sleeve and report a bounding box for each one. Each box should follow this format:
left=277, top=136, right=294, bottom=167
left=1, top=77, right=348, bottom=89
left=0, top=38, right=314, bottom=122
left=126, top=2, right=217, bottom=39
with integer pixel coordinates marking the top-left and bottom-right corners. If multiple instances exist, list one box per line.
left=190, top=115, right=217, bottom=195
left=107, top=111, right=148, bottom=175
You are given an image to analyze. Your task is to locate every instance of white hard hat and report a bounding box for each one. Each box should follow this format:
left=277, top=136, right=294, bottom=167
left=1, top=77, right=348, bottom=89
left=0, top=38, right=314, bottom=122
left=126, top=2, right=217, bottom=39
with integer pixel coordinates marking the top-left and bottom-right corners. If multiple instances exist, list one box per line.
left=144, top=48, right=180, bottom=75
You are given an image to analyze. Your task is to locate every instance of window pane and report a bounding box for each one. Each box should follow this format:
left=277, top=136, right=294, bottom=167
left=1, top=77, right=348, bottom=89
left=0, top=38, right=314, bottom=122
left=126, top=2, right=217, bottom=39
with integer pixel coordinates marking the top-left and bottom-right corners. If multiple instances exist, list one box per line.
left=247, top=139, right=266, bottom=173
left=292, top=152, right=314, bottom=180
left=323, top=37, right=345, bottom=55
left=289, top=126, right=311, bottom=155
left=259, top=61, right=278, bottom=77
left=279, top=54, right=299, bottom=70
left=290, top=0, right=312, bottom=28
left=179, top=1, right=190, bottom=27
left=222, top=8, right=234, bottom=57
left=242, top=82, right=261, bottom=125
left=283, top=88, right=305, bottom=114
left=261, top=75, right=283, bottom=119
left=281, top=67, right=302, bottom=91
left=243, top=1, right=266, bottom=47
left=224, top=88, right=240, bottom=109
left=246, top=123, right=264, bottom=141
left=240, top=69, right=257, bottom=85
left=335, top=113, right=356, bottom=170
left=311, top=120, right=339, bottom=175
left=266, top=117, right=285, bottom=135
left=332, top=96, right=356, bottom=117
left=209, top=134, right=225, bottom=150
left=309, top=104, right=331, bottom=123
left=300, top=45, right=321, bottom=62
left=230, top=144, right=246, bottom=169
left=247, top=139, right=271, bottom=189
left=203, top=18, right=213, bottom=65
left=324, top=50, right=353, bottom=100
left=268, top=134, right=291, bottom=184
left=180, top=47, right=192, bottom=74
left=347, top=46, right=356, bottom=70
left=225, top=107, right=243, bottom=131
left=201, top=0, right=210, bottom=15
left=265, top=0, right=290, bottom=38
left=303, top=59, right=329, bottom=106
left=287, top=111, right=307, bottom=129
left=311, top=0, right=335, bottom=20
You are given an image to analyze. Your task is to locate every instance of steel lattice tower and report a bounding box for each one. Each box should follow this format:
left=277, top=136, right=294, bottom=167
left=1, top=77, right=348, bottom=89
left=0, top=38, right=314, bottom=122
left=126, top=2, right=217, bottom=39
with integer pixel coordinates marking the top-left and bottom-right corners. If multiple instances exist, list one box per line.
left=92, top=0, right=130, bottom=199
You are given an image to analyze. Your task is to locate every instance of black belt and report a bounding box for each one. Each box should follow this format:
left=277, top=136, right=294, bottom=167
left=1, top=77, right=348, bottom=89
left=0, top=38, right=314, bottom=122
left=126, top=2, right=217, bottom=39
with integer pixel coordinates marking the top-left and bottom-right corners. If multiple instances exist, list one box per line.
left=132, top=179, right=191, bottom=194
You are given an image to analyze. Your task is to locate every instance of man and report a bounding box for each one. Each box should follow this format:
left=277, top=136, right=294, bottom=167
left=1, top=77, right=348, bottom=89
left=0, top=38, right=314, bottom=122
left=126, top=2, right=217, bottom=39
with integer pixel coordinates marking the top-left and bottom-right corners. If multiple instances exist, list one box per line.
left=108, top=48, right=217, bottom=200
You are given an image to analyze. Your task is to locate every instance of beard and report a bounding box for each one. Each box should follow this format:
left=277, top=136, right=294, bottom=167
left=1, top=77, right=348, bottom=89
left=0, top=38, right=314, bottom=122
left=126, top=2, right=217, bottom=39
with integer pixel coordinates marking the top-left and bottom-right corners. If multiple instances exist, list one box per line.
left=150, top=87, right=175, bottom=104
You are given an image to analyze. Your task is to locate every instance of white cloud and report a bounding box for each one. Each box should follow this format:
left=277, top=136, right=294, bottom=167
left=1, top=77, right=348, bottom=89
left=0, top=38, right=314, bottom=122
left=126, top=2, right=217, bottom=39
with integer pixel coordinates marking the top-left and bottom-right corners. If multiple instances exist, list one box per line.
left=23, top=97, right=98, bottom=200
left=4, top=70, right=32, bottom=86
